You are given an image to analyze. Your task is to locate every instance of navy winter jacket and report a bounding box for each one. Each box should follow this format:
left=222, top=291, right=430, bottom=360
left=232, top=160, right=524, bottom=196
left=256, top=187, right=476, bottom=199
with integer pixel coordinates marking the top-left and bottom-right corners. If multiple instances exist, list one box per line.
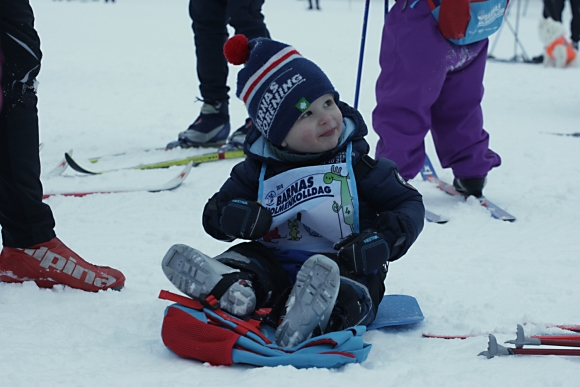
left=202, top=101, right=424, bottom=261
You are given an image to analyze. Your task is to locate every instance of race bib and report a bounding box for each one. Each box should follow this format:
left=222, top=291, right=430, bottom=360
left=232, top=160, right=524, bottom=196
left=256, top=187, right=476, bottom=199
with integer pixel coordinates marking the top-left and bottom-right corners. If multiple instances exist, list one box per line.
left=258, top=144, right=360, bottom=253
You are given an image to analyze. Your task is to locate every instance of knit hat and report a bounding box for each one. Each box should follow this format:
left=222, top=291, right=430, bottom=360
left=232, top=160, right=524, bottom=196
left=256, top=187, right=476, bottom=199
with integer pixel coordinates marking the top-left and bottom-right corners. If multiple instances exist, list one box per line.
left=224, top=35, right=339, bottom=147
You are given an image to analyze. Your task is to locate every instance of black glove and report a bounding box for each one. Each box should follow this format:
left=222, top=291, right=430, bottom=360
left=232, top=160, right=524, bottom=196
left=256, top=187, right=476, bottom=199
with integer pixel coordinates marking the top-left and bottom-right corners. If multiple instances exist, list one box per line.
left=220, top=199, right=272, bottom=240
left=333, top=229, right=391, bottom=275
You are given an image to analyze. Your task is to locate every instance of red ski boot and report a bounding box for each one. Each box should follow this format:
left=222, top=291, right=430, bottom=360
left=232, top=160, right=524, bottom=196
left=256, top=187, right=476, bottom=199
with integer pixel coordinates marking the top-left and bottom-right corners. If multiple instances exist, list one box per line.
left=0, top=237, right=125, bottom=292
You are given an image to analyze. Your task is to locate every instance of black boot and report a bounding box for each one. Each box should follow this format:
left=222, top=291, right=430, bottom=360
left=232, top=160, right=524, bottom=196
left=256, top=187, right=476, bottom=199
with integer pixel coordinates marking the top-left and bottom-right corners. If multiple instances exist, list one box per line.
left=453, top=177, right=487, bottom=198
left=167, top=100, right=230, bottom=149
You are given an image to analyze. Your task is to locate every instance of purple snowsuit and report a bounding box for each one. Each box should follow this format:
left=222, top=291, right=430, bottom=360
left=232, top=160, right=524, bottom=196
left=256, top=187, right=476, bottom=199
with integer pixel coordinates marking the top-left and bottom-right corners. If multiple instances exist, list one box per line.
left=372, top=0, right=501, bottom=181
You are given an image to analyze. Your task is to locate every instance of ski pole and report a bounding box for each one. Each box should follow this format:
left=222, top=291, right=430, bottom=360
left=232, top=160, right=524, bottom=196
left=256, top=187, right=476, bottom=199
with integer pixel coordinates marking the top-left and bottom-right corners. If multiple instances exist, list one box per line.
left=479, top=335, right=580, bottom=358
left=512, top=338, right=580, bottom=347
left=424, top=333, right=580, bottom=340
left=353, top=0, right=371, bottom=109
left=505, top=324, right=580, bottom=348
left=425, top=323, right=580, bottom=340
left=510, top=347, right=580, bottom=356
left=542, top=131, right=580, bottom=137
left=512, top=0, right=529, bottom=61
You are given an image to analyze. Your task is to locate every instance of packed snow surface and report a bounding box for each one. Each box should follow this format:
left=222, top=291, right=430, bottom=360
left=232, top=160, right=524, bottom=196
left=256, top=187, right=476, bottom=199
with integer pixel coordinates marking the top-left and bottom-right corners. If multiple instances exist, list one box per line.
left=2, top=0, right=580, bottom=386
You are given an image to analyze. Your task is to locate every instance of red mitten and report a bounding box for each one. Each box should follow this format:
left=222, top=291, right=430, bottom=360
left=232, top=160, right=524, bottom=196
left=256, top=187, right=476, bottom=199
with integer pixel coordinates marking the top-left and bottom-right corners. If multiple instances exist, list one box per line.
left=437, top=0, right=471, bottom=40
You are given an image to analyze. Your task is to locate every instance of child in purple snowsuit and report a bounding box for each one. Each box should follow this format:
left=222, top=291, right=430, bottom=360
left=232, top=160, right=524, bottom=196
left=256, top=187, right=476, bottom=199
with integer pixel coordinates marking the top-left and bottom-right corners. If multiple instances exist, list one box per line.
left=372, top=0, right=501, bottom=197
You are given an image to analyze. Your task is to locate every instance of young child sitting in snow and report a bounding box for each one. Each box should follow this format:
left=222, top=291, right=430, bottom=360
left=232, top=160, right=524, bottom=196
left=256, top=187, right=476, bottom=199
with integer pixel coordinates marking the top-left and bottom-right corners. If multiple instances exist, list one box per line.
left=161, top=35, right=424, bottom=348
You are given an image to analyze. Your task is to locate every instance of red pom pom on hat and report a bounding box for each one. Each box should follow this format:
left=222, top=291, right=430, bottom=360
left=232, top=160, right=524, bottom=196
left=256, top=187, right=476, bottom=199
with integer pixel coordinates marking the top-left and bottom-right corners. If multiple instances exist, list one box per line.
left=224, top=34, right=250, bottom=65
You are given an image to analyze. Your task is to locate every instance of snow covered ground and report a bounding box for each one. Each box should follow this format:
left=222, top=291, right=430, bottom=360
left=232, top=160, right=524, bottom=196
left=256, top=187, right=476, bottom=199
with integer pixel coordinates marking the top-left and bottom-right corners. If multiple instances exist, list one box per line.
left=2, top=0, right=580, bottom=385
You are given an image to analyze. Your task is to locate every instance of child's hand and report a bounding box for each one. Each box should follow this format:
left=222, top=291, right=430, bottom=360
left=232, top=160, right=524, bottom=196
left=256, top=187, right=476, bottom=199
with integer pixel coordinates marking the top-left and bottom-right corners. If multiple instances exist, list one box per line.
left=220, top=199, right=273, bottom=240
left=333, top=229, right=390, bottom=275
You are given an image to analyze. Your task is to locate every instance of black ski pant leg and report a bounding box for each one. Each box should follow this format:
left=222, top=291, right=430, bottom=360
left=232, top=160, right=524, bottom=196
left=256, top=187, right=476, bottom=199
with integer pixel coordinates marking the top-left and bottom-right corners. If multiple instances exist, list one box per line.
left=333, top=271, right=386, bottom=329
left=308, top=0, right=320, bottom=9
left=215, top=242, right=292, bottom=308
left=189, top=0, right=270, bottom=106
left=569, top=0, right=580, bottom=43
left=189, top=0, right=230, bottom=106
left=543, top=0, right=565, bottom=21
left=226, top=0, right=270, bottom=40
left=0, top=0, right=56, bottom=248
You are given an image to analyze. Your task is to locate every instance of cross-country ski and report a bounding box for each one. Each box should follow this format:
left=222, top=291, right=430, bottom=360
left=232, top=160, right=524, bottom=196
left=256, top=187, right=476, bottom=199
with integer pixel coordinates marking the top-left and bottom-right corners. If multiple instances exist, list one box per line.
left=420, top=155, right=516, bottom=222
left=42, top=162, right=193, bottom=199
left=64, top=148, right=245, bottom=175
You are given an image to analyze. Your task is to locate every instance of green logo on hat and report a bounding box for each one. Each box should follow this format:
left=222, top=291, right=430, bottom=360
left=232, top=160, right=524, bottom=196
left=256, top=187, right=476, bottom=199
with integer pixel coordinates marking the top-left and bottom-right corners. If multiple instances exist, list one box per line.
left=296, top=97, right=310, bottom=112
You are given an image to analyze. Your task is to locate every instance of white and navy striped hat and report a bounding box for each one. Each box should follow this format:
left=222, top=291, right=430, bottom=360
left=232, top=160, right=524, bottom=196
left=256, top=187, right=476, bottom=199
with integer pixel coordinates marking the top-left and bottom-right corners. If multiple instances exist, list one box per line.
left=224, top=35, right=338, bottom=147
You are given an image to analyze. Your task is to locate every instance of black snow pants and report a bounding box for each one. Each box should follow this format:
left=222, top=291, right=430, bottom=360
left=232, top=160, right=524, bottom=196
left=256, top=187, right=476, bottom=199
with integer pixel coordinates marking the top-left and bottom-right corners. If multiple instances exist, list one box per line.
left=188, top=0, right=270, bottom=107
left=0, top=0, right=56, bottom=248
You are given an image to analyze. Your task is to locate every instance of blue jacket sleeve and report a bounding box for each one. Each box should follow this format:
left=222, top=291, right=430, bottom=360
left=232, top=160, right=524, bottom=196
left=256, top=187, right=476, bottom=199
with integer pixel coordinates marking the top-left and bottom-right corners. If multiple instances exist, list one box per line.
left=357, top=157, right=425, bottom=261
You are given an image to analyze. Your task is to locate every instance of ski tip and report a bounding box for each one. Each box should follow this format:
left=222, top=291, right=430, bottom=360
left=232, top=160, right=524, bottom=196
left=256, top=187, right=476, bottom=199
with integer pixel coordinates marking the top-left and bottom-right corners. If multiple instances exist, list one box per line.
left=65, top=152, right=100, bottom=175
left=482, top=199, right=517, bottom=222
left=148, top=161, right=194, bottom=193
left=425, top=210, right=449, bottom=224
left=181, top=161, right=194, bottom=177
left=43, top=149, right=72, bottom=178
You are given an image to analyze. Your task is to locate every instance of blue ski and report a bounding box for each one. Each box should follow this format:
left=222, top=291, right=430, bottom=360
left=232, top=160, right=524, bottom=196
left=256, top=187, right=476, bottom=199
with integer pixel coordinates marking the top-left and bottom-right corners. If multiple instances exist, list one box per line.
left=425, top=209, right=448, bottom=224
left=421, top=155, right=516, bottom=222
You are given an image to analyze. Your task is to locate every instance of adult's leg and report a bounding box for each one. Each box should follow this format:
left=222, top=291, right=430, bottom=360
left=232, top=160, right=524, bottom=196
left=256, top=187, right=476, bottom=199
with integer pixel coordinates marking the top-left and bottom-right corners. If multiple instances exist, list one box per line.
left=568, top=0, right=580, bottom=43
left=372, top=1, right=448, bottom=180
left=543, top=0, right=565, bottom=21
left=189, top=0, right=230, bottom=107
left=430, top=40, right=501, bottom=179
left=0, top=1, right=125, bottom=291
left=227, top=0, right=270, bottom=40
left=0, top=0, right=56, bottom=248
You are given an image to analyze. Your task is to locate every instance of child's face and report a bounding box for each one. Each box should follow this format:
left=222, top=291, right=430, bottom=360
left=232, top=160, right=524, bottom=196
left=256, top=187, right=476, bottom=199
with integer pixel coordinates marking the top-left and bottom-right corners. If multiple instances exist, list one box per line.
left=281, top=93, right=343, bottom=154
